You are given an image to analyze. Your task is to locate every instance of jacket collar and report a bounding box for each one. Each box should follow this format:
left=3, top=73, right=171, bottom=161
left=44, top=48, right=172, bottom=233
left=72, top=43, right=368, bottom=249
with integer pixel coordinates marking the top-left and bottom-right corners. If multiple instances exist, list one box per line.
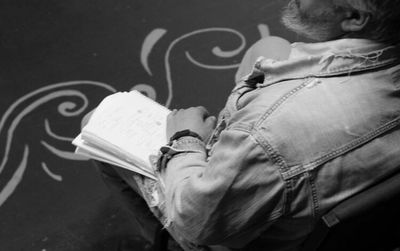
left=244, top=38, right=400, bottom=87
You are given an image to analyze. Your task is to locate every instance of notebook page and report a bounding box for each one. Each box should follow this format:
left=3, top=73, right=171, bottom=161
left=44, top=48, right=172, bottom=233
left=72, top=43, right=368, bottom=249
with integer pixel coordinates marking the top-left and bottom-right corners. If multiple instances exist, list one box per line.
left=73, top=134, right=156, bottom=179
left=81, top=91, right=170, bottom=169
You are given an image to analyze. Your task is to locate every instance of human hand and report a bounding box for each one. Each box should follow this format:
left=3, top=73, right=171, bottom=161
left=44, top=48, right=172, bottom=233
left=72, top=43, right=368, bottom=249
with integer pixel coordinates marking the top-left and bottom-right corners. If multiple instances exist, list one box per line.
left=166, top=106, right=217, bottom=141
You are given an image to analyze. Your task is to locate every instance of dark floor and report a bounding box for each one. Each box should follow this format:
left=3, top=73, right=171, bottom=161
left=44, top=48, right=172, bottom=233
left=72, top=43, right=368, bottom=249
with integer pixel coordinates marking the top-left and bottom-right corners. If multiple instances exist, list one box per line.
left=0, top=0, right=297, bottom=250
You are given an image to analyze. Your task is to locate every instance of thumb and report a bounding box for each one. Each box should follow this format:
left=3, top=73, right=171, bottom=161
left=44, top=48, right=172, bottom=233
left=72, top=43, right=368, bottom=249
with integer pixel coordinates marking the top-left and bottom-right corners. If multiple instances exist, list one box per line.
left=206, top=116, right=217, bottom=128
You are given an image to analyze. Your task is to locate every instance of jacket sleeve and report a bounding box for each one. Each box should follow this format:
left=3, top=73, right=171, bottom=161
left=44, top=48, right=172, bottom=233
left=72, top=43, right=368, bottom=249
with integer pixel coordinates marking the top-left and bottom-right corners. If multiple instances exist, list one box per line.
left=159, top=127, right=286, bottom=247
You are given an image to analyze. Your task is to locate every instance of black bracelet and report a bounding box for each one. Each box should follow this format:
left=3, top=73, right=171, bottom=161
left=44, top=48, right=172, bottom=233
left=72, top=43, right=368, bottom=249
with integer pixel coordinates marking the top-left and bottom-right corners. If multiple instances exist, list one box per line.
left=157, top=146, right=178, bottom=172
left=156, top=130, right=203, bottom=172
left=169, top=129, right=203, bottom=143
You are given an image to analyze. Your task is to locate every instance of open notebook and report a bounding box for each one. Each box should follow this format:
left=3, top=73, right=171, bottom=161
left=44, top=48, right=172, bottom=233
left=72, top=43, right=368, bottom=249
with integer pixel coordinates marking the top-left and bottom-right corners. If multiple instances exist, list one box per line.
left=72, top=91, right=171, bottom=180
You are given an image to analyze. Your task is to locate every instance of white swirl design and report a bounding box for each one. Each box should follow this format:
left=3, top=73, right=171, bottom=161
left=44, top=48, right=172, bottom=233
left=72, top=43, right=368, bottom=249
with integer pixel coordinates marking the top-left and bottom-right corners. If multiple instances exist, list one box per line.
left=0, top=81, right=116, bottom=207
left=0, top=24, right=273, bottom=207
left=164, top=27, right=247, bottom=107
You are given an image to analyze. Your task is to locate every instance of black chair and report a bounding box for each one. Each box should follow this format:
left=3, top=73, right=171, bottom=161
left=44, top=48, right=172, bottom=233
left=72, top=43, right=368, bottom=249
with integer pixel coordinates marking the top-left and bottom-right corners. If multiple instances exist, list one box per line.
left=300, top=172, right=400, bottom=251
left=153, top=227, right=170, bottom=251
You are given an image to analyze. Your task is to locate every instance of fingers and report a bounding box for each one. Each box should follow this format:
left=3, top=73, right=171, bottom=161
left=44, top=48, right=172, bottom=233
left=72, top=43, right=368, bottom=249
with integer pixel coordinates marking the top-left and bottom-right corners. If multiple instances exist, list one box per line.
left=169, top=106, right=209, bottom=117
left=166, top=107, right=217, bottom=140
left=194, top=106, right=209, bottom=118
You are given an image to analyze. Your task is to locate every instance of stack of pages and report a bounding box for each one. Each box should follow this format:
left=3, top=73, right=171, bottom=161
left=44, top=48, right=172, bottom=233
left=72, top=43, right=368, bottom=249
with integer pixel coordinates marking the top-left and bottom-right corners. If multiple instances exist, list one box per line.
left=72, top=90, right=171, bottom=180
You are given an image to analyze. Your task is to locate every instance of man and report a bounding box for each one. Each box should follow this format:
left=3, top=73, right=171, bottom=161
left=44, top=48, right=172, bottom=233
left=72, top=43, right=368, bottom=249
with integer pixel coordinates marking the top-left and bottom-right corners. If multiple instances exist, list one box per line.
left=89, top=0, right=400, bottom=250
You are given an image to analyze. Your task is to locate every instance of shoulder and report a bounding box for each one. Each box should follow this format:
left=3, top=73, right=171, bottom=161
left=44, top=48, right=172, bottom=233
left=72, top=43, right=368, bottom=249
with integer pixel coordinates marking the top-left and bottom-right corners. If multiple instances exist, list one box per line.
left=235, top=37, right=292, bottom=82
left=249, top=36, right=292, bottom=61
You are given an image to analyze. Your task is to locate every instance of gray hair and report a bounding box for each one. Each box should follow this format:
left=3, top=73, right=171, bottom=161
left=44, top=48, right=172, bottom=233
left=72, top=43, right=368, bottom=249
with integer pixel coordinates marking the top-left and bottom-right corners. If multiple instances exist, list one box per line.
left=335, top=0, right=400, bottom=44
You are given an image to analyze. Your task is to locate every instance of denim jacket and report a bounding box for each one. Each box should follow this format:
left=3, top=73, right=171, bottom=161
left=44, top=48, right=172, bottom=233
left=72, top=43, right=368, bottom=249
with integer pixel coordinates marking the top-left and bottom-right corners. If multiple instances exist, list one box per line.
left=151, top=39, right=400, bottom=251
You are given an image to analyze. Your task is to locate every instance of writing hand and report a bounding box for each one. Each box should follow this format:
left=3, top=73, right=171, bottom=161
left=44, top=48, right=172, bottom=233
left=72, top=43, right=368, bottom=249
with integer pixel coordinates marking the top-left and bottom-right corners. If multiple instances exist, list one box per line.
left=166, top=106, right=217, bottom=141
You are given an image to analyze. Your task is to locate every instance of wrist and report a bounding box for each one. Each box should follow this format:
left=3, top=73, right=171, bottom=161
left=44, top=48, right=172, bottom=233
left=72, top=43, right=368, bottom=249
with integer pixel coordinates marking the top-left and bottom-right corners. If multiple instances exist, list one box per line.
left=157, top=131, right=206, bottom=172
left=169, top=129, right=203, bottom=143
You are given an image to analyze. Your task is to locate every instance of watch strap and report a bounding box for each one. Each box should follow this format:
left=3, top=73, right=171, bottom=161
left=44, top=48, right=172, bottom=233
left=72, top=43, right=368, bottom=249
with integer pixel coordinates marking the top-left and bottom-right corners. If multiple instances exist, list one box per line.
left=169, top=129, right=203, bottom=143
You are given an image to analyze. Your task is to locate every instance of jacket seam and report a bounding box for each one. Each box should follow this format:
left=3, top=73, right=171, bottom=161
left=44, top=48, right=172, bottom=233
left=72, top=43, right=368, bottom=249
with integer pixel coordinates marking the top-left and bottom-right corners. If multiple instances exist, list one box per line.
left=229, top=125, right=289, bottom=218
left=252, top=128, right=288, bottom=174
left=316, top=58, right=398, bottom=77
left=196, top=127, right=287, bottom=245
left=283, top=115, right=400, bottom=179
left=255, top=79, right=311, bottom=133
left=252, top=127, right=291, bottom=217
left=258, top=59, right=398, bottom=88
left=253, top=79, right=312, bottom=175
left=308, top=171, right=320, bottom=217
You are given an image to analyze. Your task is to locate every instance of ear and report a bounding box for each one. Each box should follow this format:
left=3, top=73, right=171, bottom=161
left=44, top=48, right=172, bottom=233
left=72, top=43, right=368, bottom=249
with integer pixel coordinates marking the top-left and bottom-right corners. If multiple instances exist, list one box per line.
left=341, top=9, right=370, bottom=32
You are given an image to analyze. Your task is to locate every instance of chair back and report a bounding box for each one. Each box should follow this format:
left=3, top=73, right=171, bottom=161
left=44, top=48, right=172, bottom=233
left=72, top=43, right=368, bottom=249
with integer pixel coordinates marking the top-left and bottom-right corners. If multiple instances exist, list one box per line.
left=300, top=172, right=400, bottom=251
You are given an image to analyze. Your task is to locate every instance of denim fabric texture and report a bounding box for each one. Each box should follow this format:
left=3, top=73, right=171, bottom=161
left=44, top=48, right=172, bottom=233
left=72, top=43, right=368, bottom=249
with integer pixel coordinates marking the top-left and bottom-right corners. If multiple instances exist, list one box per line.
left=139, top=39, right=400, bottom=251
